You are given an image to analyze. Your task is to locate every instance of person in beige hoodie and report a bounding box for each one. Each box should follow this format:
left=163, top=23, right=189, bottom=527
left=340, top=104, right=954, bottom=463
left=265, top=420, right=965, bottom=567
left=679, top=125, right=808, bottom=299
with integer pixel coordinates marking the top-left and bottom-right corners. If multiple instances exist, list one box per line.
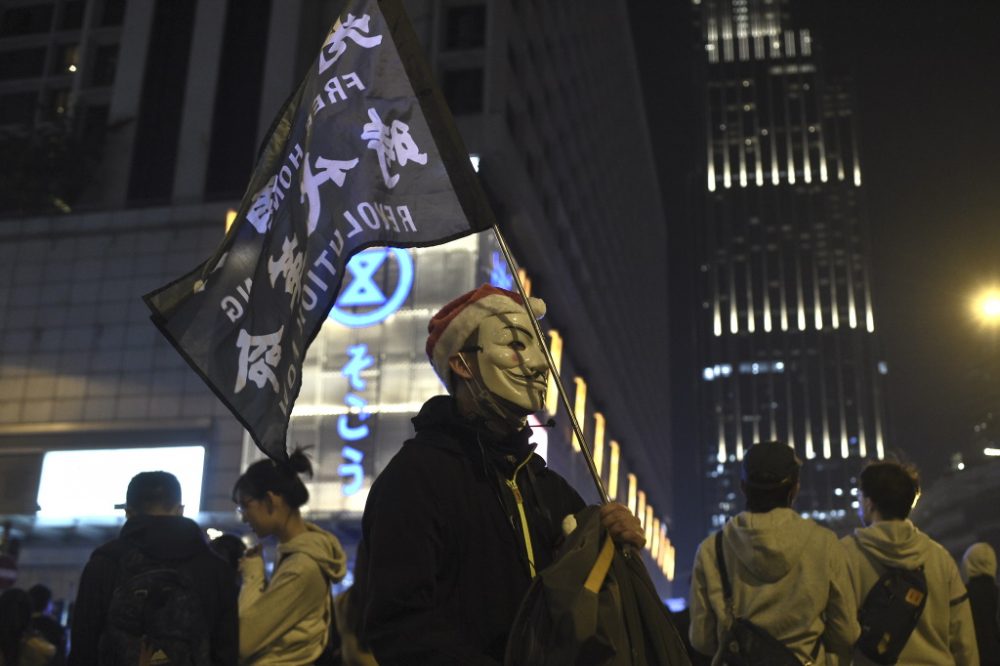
left=233, top=448, right=347, bottom=665
left=840, top=461, right=979, bottom=665
left=689, top=441, right=859, bottom=664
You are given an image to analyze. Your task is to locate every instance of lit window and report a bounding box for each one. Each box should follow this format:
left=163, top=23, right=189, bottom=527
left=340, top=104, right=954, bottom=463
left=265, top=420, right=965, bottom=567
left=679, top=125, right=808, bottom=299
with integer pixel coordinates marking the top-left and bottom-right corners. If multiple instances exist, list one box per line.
left=544, top=330, right=563, bottom=416
left=608, top=441, right=620, bottom=500
left=592, top=413, right=605, bottom=476
left=572, top=377, right=587, bottom=452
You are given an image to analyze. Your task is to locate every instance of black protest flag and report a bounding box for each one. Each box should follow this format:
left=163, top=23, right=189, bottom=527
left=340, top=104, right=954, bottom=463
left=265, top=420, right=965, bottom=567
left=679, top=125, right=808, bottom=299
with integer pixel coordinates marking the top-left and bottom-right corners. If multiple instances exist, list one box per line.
left=144, top=0, right=494, bottom=461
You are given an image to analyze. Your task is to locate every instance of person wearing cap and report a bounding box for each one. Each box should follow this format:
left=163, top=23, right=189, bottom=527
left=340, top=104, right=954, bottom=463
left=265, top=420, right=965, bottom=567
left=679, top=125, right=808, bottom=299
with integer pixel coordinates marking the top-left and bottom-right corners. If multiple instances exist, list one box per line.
left=840, top=461, right=978, bottom=665
left=688, top=441, right=859, bottom=663
left=350, top=284, right=645, bottom=665
left=68, top=471, right=238, bottom=666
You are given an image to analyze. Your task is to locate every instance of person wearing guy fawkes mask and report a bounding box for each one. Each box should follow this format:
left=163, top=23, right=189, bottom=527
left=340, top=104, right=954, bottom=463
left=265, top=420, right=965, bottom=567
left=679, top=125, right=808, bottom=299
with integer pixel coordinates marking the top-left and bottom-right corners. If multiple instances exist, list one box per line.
left=351, top=284, right=645, bottom=665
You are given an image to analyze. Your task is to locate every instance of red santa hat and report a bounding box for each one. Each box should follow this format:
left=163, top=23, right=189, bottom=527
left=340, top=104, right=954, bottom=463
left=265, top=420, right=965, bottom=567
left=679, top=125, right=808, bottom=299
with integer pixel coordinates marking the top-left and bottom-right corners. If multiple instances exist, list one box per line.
left=426, top=284, right=546, bottom=385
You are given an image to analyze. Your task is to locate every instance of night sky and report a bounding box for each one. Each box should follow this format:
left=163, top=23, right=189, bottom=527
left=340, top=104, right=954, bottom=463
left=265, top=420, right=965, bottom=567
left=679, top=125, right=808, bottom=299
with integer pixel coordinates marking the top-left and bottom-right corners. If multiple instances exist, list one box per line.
left=630, top=1, right=1000, bottom=487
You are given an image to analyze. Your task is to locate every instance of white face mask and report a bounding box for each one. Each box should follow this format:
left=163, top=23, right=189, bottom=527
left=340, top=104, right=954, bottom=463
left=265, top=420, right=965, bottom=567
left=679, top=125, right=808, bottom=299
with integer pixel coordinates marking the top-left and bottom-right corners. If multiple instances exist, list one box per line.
left=473, top=312, right=548, bottom=413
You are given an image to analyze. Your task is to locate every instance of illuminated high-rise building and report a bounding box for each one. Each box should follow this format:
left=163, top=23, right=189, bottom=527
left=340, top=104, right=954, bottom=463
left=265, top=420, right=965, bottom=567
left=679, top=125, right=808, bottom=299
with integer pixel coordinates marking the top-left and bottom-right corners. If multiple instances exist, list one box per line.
left=690, top=0, right=887, bottom=534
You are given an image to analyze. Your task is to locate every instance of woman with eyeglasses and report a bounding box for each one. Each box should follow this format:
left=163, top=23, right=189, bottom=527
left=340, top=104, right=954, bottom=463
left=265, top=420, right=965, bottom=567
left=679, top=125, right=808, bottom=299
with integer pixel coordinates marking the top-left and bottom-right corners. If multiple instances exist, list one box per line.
left=232, top=448, right=346, bottom=665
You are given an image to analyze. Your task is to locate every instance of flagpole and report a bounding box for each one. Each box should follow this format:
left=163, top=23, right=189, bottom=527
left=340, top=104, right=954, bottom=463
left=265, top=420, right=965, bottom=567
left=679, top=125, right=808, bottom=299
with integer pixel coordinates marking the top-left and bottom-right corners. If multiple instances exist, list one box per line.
left=491, top=225, right=611, bottom=505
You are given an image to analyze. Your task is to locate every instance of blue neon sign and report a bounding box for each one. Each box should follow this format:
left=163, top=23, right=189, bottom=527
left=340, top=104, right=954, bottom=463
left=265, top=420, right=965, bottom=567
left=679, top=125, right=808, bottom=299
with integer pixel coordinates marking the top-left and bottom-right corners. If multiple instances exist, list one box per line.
left=328, top=248, right=414, bottom=328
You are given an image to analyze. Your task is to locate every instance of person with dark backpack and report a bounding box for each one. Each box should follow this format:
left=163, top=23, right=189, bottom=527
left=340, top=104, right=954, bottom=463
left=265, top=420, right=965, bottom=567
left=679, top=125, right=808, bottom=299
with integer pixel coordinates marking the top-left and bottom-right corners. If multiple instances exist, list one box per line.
left=68, top=471, right=238, bottom=666
left=689, top=441, right=859, bottom=664
left=841, top=461, right=978, bottom=665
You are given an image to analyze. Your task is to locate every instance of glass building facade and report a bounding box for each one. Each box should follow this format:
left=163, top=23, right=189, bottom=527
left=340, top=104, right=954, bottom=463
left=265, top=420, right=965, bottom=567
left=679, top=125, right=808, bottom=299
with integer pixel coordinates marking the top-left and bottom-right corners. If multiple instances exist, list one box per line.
left=692, top=0, right=887, bottom=534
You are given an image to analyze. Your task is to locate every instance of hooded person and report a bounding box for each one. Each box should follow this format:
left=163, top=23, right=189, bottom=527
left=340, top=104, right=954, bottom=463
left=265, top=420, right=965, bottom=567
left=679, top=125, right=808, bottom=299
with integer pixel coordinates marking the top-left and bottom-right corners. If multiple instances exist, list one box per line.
left=68, top=471, right=239, bottom=666
left=962, top=542, right=1000, bottom=665
left=688, top=440, right=859, bottom=663
left=841, top=461, right=979, bottom=665
left=350, top=284, right=646, bottom=665
left=233, top=448, right=347, bottom=665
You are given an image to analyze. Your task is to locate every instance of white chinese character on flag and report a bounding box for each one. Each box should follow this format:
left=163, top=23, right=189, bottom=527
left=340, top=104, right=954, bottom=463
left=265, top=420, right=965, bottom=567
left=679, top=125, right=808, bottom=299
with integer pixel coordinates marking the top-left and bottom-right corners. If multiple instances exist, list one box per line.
left=235, top=327, right=283, bottom=393
left=362, top=108, right=427, bottom=189
left=319, top=13, right=383, bottom=74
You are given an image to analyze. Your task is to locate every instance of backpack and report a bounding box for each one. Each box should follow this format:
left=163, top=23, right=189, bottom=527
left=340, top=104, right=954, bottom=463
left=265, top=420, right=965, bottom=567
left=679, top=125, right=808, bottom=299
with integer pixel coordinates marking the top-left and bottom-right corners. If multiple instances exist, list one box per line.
left=853, top=536, right=927, bottom=665
left=713, top=531, right=820, bottom=666
left=505, top=504, right=690, bottom=665
left=99, top=547, right=211, bottom=666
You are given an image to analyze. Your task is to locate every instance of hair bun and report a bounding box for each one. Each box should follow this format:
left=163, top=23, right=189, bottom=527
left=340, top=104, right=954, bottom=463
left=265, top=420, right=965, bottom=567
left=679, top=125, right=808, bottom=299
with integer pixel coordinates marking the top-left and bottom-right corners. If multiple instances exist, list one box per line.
left=287, top=447, right=314, bottom=479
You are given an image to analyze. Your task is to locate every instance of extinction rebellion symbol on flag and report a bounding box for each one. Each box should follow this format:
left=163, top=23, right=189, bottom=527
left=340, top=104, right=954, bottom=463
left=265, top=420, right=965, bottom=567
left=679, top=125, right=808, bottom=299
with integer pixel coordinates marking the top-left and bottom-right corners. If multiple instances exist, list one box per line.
left=144, top=0, right=495, bottom=462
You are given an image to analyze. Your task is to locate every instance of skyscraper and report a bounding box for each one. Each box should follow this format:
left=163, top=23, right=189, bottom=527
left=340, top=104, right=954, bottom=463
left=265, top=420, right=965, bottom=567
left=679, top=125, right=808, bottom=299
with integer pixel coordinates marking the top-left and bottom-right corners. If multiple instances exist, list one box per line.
left=690, top=0, right=888, bottom=534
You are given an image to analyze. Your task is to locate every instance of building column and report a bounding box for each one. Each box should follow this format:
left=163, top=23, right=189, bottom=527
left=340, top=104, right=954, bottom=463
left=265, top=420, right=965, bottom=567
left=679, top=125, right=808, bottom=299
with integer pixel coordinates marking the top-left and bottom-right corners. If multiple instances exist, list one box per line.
left=172, top=0, right=228, bottom=205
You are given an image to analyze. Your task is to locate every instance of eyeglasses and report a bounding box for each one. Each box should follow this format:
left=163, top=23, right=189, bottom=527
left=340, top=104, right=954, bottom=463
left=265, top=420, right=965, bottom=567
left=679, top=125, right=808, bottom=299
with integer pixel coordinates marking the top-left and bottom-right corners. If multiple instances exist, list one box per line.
left=235, top=498, right=257, bottom=514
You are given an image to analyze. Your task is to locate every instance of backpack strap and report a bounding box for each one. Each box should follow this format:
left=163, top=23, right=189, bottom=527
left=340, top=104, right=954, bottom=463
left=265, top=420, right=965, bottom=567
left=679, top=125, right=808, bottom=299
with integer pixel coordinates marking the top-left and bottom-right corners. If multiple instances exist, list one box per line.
left=714, top=530, right=736, bottom=624
left=584, top=535, right=615, bottom=593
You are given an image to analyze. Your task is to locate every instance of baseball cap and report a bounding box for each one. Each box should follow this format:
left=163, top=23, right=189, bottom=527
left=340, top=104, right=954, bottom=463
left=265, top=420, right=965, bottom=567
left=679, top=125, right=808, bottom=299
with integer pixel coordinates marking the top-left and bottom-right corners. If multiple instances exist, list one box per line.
left=115, top=471, right=182, bottom=511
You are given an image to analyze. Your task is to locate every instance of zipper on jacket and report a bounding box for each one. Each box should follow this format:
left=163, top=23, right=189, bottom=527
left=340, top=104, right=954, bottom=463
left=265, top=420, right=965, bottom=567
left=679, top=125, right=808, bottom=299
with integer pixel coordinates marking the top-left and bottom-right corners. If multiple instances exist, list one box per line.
left=505, top=454, right=537, bottom=578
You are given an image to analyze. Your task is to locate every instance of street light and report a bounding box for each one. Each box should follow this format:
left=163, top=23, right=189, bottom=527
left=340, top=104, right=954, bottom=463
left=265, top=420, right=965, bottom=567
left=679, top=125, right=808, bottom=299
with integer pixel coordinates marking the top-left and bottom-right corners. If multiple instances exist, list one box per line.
left=972, top=287, right=1000, bottom=326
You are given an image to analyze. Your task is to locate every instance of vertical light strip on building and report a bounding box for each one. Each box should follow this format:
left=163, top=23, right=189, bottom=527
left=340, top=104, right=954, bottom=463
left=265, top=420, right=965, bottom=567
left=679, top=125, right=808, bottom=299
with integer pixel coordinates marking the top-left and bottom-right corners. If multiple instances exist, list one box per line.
left=608, top=440, right=620, bottom=500
left=707, top=110, right=717, bottom=191
left=801, top=29, right=812, bottom=56
left=592, top=412, right=605, bottom=476
left=645, top=505, right=655, bottom=546
left=627, top=473, right=638, bottom=514
left=545, top=330, right=563, bottom=415
left=717, top=410, right=727, bottom=463
left=805, top=414, right=816, bottom=459
left=722, top=121, right=732, bottom=189
left=851, top=114, right=863, bottom=187
left=875, top=406, right=886, bottom=459
left=846, top=264, right=858, bottom=329
left=864, top=272, right=876, bottom=332
left=730, top=264, right=739, bottom=334
left=818, top=128, right=829, bottom=183
left=813, top=276, right=824, bottom=330
left=637, top=491, right=647, bottom=529
left=857, top=420, right=868, bottom=458
left=572, top=377, right=587, bottom=452
left=829, top=263, right=840, bottom=329
left=652, top=517, right=661, bottom=559
left=736, top=429, right=744, bottom=460
left=746, top=262, right=756, bottom=332
left=797, top=267, right=807, bottom=331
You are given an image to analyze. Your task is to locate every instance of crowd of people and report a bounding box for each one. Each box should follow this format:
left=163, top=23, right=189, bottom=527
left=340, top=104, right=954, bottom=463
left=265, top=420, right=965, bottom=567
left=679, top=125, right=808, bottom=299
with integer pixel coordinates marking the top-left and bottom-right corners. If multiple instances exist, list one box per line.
left=0, top=285, right=997, bottom=665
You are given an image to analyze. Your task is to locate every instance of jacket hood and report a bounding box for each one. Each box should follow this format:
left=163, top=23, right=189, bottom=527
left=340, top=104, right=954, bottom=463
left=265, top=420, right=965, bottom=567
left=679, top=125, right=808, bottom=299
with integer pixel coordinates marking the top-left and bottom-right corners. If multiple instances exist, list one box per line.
left=724, top=508, right=812, bottom=582
left=852, top=519, right=932, bottom=569
left=961, top=542, right=997, bottom=581
left=410, top=395, right=536, bottom=464
left=278, top=522, right=347, bottom=582
left=117, top=514, right=209, bottom=561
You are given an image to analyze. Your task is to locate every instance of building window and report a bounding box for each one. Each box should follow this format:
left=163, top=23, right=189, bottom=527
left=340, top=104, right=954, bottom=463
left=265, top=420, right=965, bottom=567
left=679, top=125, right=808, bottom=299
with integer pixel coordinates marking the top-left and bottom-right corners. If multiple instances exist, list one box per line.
left=0, top=48, right=47, bottom=81
left=0, top=4, right=54, bottom=37
left=101, top=0, right=127, bottom=26
left=441, top=67, right=483, bottom=115
left=444, top=4, right=486, bottom=50
left=91, top=44, right=118, bottom=87
left=61, top=1, right=86, bottom=30
left=0, top=92, right=38, bottom=125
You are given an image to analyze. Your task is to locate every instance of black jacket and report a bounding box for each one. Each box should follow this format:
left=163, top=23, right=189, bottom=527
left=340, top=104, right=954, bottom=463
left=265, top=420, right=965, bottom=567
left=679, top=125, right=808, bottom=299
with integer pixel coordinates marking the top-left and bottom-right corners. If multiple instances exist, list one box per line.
left=968, top=574, right=1000, bottom=666
left=353, top=395, right=586, bottom=665
left=68, top=514, right=238, bottom=666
